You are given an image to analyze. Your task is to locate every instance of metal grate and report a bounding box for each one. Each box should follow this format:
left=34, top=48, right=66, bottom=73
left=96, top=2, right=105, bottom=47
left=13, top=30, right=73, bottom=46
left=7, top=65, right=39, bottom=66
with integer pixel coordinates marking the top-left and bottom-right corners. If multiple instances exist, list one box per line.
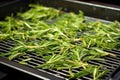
left=0, top=39, right=120, bottom=80
left=0, top=17, right=119, bottom=80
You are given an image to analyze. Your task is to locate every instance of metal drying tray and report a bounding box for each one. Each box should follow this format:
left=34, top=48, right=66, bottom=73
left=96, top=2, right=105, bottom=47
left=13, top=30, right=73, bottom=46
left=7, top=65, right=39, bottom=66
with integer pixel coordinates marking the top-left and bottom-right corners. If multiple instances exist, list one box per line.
left=0, top=0, right=120, bottom=80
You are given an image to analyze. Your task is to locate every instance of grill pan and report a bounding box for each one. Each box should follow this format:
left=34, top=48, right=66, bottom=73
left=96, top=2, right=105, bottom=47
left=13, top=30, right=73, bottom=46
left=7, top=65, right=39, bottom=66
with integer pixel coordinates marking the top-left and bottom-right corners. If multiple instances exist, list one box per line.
left=0, top=0, right=120, bottom=80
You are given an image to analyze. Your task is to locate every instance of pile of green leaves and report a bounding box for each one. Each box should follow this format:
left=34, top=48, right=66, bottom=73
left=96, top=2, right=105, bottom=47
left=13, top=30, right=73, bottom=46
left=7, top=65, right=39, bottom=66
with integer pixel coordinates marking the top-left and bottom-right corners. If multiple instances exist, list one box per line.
left=0, top=4, right=120, bottom=80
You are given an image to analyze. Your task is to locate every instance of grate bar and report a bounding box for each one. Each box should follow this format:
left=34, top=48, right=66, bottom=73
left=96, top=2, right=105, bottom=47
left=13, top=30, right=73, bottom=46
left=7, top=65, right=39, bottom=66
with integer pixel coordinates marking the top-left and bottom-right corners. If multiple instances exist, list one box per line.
left=88, top=60, right=116, bottom=69
left=105, top=56, right=120, bottom=62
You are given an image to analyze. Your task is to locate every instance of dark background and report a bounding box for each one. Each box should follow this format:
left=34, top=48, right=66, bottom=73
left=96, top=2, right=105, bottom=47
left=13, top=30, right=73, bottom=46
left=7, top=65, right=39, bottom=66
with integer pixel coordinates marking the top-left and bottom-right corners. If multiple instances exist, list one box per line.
left=78, top=0, right=120, bottom=6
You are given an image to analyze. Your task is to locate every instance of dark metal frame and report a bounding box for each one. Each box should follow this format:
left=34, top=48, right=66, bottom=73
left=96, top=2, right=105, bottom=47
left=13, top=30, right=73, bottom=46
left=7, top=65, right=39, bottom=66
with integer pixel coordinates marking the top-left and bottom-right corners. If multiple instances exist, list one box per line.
left=0, top=0, right=120, bottom=80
